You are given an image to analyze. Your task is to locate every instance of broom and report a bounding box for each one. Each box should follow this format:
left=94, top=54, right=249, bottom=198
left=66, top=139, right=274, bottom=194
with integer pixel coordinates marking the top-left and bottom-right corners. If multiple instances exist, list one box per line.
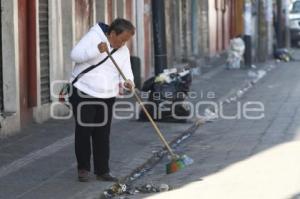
left=106, top=50, right=193, bottom=174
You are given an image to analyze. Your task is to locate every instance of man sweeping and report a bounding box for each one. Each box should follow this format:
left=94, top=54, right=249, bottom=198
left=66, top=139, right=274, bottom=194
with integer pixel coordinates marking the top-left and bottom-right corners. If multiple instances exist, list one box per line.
left=69, top=18, right=135, bottom=182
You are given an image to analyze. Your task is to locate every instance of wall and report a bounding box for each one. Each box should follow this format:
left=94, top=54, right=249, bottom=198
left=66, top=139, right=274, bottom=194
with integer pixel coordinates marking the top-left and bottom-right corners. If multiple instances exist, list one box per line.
left=61, top=0, right=75, bottom=80
left=0, top=0, right=21, bottom=136
left=143, top=0, right=153, bottom=79
left=198, top=0, right=209, bottom=57
left=33, top=0, right=65, bottom=123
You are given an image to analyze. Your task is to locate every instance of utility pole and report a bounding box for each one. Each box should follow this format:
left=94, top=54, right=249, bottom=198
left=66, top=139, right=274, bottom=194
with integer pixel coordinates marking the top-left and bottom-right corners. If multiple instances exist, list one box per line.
left=283, top=0, right=290, bottom=48
left=152, top=0, right=167, bottom=75
left=257, top=0, right=268, bottom=62
left=276, top=0, right=290, bottom=48
left=244, top=0, right=252, bottom=68
left=266, top=0, right=273, bottom=55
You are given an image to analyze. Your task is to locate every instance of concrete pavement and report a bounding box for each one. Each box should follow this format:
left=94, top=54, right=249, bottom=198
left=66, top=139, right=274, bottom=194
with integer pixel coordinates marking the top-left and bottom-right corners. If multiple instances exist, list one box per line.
left=130, top=49, right=300, bottom=199
left=0, top=50, right=298, bottom=199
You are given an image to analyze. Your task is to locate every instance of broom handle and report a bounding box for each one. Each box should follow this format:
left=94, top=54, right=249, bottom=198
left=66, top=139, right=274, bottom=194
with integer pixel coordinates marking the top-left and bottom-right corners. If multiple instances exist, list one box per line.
left=106, top=51, right=176, bottom=157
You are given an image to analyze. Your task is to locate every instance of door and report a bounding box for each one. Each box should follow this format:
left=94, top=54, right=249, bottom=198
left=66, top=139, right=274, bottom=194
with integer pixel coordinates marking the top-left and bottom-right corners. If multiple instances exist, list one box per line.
left=230, top=0, right=244, bottom=38
left=18, top=0, right=37, bottom=126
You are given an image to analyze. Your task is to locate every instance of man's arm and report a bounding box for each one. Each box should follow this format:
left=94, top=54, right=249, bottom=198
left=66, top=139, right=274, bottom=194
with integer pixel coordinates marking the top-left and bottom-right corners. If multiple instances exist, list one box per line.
left=70, top=30, right=102, bottom=63
left=120, top=52, right=135, bottom=90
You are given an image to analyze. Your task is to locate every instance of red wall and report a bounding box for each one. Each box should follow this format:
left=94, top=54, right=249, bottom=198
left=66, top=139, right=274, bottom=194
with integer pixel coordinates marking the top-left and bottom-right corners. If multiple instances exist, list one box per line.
left=18, top=0, right=37, bottom=127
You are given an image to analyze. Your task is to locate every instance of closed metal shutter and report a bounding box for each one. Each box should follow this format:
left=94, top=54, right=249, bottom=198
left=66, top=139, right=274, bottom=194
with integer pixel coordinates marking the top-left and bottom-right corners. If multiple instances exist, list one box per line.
left=0, top=0, right=3, bottom=111
left=39, top=0, right=50, bottom=104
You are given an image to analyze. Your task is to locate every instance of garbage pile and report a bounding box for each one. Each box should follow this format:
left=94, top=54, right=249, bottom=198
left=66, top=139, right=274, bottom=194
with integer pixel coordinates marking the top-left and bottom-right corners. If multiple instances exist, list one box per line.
left=226, top=37, right=245, bottom=69
left=138, top=68, right=192, bottom=123
left=273, top=48, right=292, bottom=62
left=100, top=183, right=171, bottom=199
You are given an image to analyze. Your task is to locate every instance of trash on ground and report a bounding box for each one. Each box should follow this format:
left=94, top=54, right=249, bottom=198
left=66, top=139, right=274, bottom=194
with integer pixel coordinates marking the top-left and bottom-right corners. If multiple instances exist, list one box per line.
left=135, top=183, right=160, bottom=193
left=248, top=71, right=258, bottom=78
left=138, top=183, right=171, bottom=193
left=230, top=96, right=237, bottom=102
left=133, top=173, right=141, bottom=178
left=181, top=154, right=194, bottom=166
left=101, top=182, right=172, bottom=198
left=101, top=183, right=128, bottom=199
left=236, top=90, right=244, bottom=97
left=203, top=108, right=218, bottom=122
left=251, top=65, right=257, bottom=69
left=159, top=184, right=170, bottom=192
left=273, top=48, right=292, bottom=62
left=171, top=133, right=192, bottom=147
left=257, top=70, right=266, bottom=79
left=248, top=70, right=266, bottom=82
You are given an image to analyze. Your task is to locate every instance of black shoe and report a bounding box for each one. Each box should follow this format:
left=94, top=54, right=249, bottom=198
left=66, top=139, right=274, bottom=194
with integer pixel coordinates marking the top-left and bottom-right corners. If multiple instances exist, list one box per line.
left=78, top=170, right=89, bottom=182
left=96, top=173, right=118, bottom=182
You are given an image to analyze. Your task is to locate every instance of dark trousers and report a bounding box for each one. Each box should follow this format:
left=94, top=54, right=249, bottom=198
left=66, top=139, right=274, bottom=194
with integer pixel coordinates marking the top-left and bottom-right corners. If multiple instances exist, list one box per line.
left=70, top=87, right=115, bottom=175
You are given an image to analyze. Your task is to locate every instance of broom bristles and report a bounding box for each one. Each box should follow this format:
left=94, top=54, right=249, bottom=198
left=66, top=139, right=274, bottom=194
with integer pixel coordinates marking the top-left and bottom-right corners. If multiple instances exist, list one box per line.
left=166, top=155, right=193, bottom=174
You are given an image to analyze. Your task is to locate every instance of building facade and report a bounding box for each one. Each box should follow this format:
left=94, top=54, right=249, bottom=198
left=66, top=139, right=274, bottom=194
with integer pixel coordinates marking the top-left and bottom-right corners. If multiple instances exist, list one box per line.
left=0, top=0, right=276, bottom=137
left=0, top=0, right=155, bottom=137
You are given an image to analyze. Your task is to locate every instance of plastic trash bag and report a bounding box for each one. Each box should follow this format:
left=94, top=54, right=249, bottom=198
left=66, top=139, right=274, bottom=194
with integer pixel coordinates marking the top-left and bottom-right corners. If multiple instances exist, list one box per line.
left=226, top=37, right=245, bottom=69
left=273, top=48, right=291, bottom=62
left=139, top=69, right=192, bottom=122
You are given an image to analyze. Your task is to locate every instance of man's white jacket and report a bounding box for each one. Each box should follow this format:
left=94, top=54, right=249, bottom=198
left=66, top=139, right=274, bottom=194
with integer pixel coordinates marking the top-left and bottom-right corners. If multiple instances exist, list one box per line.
left=70, top=24, right=134, bottom=98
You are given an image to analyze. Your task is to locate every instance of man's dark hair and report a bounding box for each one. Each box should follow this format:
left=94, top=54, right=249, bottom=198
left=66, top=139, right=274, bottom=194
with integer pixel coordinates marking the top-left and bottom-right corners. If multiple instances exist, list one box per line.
left=108, top=18, right=135, bottom=35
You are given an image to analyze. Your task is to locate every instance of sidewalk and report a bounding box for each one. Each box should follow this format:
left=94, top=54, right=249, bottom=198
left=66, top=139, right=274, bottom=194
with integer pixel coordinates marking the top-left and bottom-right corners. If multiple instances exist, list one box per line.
left=130, top=49, right=300, bottom=199
left=0, top=50, right=292, bottom=199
